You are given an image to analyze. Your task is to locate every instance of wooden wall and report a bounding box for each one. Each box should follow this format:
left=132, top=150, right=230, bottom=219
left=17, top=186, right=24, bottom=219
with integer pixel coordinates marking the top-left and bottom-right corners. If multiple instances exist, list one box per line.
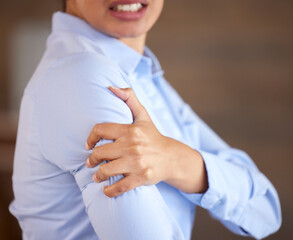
left=0, top=0, right=292, bottom=239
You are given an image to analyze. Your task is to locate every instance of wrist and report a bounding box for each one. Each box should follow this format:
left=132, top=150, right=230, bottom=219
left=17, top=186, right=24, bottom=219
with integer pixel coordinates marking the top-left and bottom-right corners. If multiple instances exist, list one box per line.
left=165, top=139, right=208, bottom=194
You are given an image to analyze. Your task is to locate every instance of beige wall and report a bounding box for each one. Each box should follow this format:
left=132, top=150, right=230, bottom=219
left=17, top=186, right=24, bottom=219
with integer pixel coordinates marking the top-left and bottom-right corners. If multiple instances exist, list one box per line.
left=0, top=0, right=292, bottom=239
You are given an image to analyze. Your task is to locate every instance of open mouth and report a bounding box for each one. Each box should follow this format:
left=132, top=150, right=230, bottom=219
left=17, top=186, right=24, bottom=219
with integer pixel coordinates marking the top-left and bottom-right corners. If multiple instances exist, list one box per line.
left=109, top=1, right=148, bottom=20
left=110, top=3, right=147, bottom=12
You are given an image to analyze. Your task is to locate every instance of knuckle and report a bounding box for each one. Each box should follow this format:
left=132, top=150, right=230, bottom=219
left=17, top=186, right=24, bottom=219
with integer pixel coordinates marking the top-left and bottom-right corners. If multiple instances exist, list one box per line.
left=129, top=135, right=139, bottom=145
left=116, top=184, right=127, bottom=194
left=123, top=182, right=132, bottom=191
left=93, top=124, right=102, bottom=135
left=128, top=126, right=145, bottom=145
left=132, top=145, right=143, bottom=156
left=92, top=147, right=100, bottom=157
left=128, top=127, right=145, bottom=145
left=142, top=168, right=153, bottom=181
left=99, top=164, right=107, bottom=177
left=129, top=125, right=141, bottom=138
left=135, top=157, right=146, bottom=170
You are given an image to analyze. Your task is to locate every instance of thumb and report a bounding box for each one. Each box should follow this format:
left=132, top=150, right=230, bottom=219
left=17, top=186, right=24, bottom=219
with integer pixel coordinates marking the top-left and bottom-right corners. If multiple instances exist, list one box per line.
left=108, top=86, right=149, bottom=121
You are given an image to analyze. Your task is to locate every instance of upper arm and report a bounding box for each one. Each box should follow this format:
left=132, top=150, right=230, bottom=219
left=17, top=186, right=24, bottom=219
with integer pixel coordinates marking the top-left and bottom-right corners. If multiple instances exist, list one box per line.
left=36, top=53, right=185, bottom=239
left=37, top=53, right=132, bottom=172
left=83, top=175, right=184, bottom=239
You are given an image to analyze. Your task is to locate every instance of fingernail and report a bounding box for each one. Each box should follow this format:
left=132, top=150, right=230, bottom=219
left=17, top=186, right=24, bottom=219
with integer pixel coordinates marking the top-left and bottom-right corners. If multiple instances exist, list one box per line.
left=92, top=174, right=98, bottom=182
left=108, top=86, right=119, bottom=90
left=85, top=142, right=90, bottom=150
left=103, top=187, right=113, bottom=198
left=86, top=158, right=91, bottom=167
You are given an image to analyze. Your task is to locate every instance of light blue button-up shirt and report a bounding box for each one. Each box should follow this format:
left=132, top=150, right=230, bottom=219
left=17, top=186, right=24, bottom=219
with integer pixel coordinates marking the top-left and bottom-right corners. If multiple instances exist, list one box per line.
left=10, top=12, right=281, bottom=240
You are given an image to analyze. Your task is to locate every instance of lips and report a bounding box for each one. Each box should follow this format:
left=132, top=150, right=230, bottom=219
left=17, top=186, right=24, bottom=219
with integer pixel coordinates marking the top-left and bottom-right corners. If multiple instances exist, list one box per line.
left=109, top=1, right=148, bottom=21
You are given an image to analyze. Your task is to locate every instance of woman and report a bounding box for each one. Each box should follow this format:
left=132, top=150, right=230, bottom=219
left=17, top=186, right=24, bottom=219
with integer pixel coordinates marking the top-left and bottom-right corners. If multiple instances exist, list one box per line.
left=10, top=0, right=281, bottom=239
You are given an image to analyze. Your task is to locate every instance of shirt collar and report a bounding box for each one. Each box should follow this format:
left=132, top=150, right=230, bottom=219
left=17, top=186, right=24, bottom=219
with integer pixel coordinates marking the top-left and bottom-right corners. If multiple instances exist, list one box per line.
left=52, top=11, right=163, bottom=77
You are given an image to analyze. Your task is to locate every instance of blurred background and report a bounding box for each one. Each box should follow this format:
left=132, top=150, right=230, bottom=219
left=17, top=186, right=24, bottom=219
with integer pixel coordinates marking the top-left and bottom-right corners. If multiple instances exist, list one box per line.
left=0, top=0, right=292, bottom=239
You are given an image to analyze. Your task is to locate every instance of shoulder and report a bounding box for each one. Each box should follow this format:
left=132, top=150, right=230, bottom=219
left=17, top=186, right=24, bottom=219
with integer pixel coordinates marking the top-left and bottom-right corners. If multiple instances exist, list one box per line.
left=43, top=51, right=127, bottom=89
left=33, top=52, right=132, bottom=170
left=32, top=40, right=131, bottom=108
left=31, top=32, right=132, bottom=116
left=31, top=30, right=130, bottom=93
left=24, top=32, right=133, bottom=170
left=34, top=49, right=132, bottom=120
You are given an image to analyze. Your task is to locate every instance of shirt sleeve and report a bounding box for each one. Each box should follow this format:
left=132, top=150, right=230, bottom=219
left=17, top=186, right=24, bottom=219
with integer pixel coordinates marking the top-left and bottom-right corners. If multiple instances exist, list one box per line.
left=159, top=77, right=282, bottom=239
left=37, top=53, right=186, bottom=240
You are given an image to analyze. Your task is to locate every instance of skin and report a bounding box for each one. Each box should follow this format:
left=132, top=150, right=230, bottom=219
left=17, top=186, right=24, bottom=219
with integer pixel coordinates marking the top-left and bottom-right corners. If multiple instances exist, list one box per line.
left=66, top=0, right=208, bottom=197
left=86, top=87, right=208, bottom=198
left=66, top=0, right=164, bottom=54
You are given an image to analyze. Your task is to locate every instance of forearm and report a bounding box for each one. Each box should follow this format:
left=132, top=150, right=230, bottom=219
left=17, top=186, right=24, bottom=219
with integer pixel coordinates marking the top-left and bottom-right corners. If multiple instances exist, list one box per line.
left=180, top=149, right=282, bottom=239
left=164, top=137, right=208, bottom=194
left=157, top=76, right=281, bottom=238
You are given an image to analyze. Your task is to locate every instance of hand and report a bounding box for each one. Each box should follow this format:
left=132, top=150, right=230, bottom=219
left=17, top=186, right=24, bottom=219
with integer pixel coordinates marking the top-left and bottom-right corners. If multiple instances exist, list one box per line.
left=85, top=86, right=208, bottom=198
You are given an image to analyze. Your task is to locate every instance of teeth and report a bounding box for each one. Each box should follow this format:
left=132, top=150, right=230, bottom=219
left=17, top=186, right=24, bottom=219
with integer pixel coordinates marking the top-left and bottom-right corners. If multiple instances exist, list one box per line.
left=114, top=3, right=143, bottom=12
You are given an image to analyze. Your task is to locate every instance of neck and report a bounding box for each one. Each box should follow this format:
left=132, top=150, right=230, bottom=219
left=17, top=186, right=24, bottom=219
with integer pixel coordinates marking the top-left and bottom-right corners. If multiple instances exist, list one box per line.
left=119, top=34, right=147, bottom=55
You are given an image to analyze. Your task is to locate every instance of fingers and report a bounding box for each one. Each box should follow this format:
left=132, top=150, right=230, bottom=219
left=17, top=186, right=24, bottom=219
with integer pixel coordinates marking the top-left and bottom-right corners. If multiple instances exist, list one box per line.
left=108, top=86, right=149, bottom=121
left=86, top=122, right=129, bottom=150
left=103, top=175, right=142, bottom=198
left=86, top=142, right=123, bottom=167
left=85, top=87, right=151, bottom=150
left=92, top=159, right=130, bottom=183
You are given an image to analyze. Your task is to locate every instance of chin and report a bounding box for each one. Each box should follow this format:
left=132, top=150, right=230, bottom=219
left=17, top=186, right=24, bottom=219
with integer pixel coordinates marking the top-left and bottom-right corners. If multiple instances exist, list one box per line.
left=95, top=20, right=150, bottom=39
left=104, top=27, right=147, bottom=39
